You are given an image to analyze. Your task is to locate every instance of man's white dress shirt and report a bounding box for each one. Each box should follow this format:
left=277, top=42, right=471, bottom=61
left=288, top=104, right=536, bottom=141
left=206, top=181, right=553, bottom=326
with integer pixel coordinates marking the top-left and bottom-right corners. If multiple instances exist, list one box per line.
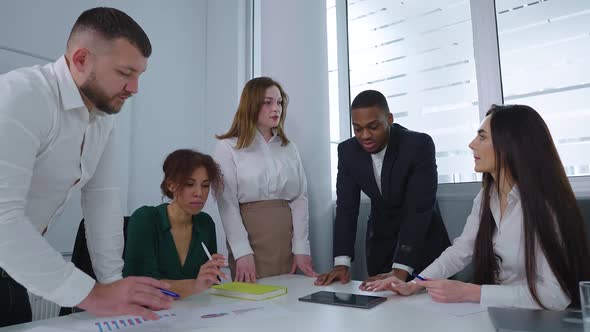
left=214, top=131, right=310, bottom=260
left=420, top=187, right=570, bottom=310
left=334, top=145, right=413, bottom=274
left=0, top=56, right=124, bottom=307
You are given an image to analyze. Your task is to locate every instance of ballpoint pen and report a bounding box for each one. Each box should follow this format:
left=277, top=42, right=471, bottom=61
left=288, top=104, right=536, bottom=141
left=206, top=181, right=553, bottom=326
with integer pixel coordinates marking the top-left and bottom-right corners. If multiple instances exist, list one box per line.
left=158, top=288, right=180, bottom=298
left=201, top=242, right=222, bottom=282
left=411, top=273, right=427, bottom=281
left=201, top=242, right=213, bottom=260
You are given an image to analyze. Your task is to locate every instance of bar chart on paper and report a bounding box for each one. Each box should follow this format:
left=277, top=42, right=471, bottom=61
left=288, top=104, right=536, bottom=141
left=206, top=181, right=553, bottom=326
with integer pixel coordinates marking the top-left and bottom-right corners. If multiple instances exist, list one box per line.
left=93, top=313, right=176, bottom=332
left=68, top=311, right=178, bottom=332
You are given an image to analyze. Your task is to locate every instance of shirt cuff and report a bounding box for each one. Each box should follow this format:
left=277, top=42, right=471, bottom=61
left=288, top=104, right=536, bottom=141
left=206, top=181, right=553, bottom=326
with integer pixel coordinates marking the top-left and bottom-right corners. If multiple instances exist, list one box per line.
left=392, top=263, right=414, bottom=275
left=292, top=239, right=311, bottom=256
left=100, top=274, right=123, bottom=284
left=334, top=256, right=351, bottom=267
left=229, top=239, right=254, bottom=260
left=47, top=267, right=96, bottom=307
left=480, top=284, right=517, bottom=308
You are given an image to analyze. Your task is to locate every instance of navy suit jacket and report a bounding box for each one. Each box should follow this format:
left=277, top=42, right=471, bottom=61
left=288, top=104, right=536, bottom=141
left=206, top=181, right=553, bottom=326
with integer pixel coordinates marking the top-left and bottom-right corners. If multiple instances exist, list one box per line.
left=334, top=124, right=450, bottom=275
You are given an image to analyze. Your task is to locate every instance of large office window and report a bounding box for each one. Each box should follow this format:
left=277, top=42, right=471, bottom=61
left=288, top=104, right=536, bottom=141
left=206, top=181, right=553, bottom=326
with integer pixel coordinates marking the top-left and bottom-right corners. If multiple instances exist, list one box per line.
left=495, top=0, right=590, bottom=177
left=328, top=0, right=482, bottom=187
left=327, top=0, right=590, bottom=191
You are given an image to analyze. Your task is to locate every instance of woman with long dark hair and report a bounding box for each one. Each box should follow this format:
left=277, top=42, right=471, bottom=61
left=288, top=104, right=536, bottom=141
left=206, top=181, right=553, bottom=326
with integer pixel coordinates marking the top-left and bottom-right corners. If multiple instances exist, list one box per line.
left=365, top=104, right=590, bottom=309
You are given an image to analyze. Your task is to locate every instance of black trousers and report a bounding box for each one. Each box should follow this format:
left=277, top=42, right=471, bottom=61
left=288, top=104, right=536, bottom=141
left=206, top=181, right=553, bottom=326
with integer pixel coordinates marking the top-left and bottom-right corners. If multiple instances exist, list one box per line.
left=0, top=268, right=32, bottom=327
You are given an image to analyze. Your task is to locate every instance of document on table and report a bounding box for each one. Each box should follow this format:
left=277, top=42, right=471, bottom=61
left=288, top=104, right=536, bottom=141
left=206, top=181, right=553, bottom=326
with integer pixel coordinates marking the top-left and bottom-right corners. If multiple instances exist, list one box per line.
left=174, top=301, right=289, bottom=329
left=403, top=296, right=487, bottom=317
left=64, top=310, right=183, bottom=332
left=38, top=302, right=289, bottom=331
left=23, top=328, right=80, bottom=332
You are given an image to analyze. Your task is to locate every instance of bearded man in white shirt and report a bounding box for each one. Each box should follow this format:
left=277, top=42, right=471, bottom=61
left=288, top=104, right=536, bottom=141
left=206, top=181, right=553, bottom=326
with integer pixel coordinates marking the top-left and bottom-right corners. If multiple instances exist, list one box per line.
left=0, top=7, right=172, bottom=327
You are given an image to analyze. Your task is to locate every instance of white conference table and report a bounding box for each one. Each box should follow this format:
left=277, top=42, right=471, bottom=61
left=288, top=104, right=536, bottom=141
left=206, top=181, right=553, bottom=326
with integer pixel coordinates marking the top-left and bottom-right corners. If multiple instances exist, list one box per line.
left=2, top=274, right=497, bottom=332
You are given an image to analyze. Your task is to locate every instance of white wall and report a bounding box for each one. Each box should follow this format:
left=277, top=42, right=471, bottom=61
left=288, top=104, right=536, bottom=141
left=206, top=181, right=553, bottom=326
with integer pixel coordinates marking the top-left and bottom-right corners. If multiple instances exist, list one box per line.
left=2, top=1, right=335, bottom=274
left=258, top=0, right=333, bottom=272
left=199, top=0, right=252, bottom=246
left=0, top=0, right=248, bottom=255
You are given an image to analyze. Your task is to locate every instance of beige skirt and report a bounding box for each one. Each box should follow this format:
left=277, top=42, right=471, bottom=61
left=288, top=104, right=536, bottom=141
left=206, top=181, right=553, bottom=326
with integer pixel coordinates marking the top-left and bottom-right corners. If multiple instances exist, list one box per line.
left=228, top=200, right=293, bottom=279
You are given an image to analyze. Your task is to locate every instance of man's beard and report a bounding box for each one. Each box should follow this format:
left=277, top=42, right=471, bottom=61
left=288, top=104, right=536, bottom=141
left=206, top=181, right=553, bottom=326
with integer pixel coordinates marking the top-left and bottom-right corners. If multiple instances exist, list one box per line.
left=80, top=73, right=123, bottom=115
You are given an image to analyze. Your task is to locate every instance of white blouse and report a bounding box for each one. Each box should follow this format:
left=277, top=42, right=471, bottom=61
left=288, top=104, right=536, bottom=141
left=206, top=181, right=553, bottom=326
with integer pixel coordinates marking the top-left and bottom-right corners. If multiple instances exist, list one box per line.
left=214, top=131, right=310, bottom=260
left=420, top=187, right=570, bottom=310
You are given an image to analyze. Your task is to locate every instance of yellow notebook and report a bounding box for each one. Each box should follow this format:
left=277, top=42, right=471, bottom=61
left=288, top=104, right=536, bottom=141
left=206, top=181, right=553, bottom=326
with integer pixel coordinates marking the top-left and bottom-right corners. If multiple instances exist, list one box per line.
left=210, top=282, right=287, bottom=301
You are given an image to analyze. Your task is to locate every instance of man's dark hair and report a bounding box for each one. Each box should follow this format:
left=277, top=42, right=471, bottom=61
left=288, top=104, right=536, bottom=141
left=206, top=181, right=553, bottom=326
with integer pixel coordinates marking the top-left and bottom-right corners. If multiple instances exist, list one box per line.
left=351, top=90, right=390, bottom=113
left=68, top=7, right=151, bottom=57
left=160, top=149, right=224, bottom=200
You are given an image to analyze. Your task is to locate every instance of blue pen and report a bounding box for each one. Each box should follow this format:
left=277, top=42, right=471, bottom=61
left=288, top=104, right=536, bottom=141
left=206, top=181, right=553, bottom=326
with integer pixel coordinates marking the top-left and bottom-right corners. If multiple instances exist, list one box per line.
left=159, top=288, right=180, bottom=298
left=411, top=273, right=426, bottom=281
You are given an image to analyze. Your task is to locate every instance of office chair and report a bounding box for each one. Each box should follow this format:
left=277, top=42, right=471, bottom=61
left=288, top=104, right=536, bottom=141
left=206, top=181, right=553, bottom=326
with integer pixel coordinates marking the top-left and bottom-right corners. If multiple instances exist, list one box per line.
left=58, top=217, right=129, bottom=316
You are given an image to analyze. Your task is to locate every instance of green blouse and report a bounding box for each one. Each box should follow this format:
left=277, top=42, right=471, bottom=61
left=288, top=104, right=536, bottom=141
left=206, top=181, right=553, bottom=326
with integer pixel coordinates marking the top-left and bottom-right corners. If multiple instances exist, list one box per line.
left=123, top=203, right=217, bottom=280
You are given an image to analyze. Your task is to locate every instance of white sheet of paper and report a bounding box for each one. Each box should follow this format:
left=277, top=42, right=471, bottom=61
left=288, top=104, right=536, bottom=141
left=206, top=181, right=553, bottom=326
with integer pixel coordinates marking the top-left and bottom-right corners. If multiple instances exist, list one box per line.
left=60, top=302, right=288, bottom=331
left=404, top=296, right=487, bottom=317
left=168, top=301, right=289, bottom=329
left=23, top=328, right=80, bottom=332
left=65, top=309, right=180, bottom=332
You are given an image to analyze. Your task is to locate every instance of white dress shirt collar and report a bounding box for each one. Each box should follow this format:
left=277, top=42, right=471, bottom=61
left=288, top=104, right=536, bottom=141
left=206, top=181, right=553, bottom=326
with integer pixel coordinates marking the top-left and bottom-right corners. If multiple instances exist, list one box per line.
left=489, top=185, right=520, bottom=226
left=54, top=55, right=85, bottom=112
left=371, top=144, right=388, bottom=161
left=370, top=145, right=388, bottom=193
left=255, top=127, right=279, bottom=144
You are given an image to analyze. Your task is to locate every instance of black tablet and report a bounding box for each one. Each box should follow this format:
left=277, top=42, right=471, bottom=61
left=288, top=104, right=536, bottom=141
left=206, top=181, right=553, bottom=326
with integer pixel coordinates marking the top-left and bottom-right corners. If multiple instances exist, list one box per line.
left=298, top=291, right=387, bottom=309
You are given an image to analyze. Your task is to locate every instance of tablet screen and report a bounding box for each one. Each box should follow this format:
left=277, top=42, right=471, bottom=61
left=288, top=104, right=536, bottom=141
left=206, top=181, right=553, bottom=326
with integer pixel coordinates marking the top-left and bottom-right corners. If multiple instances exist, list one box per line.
left=298, top=291, right=387, bottom=309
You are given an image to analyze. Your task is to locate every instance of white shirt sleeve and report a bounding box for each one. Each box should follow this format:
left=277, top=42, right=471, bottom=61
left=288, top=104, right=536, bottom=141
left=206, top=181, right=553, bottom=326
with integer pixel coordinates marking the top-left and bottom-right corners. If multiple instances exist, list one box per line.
left=214, top=140, right=254, bottom=260
left=334, top=256, right=351, bottom=267
left=419, top=190, right=484, bottom=279
left=0, top=84, right=95, bottom=307
left=333, top=258, right=414, bottom=274
left=287, top=144, right=311, bottom=255
left=392, top=263, right=414, bottom=275
left=480, top=244, right=570, bottom=310
left=81, top=125, right=124, bottom=284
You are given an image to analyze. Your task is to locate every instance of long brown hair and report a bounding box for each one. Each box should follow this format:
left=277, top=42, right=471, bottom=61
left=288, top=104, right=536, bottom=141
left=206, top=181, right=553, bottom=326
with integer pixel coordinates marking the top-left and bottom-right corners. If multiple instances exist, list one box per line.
left=472, top=104, right=590, bottom=308
left=216, top=77, right=290, bottom=148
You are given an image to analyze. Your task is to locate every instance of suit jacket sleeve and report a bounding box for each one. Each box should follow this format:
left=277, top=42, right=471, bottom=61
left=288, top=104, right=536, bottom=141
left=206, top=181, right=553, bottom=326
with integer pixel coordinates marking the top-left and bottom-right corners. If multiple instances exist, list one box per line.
left=333, top=142, right=361, bottom=260
left=393, top=134, right=438, bottom=268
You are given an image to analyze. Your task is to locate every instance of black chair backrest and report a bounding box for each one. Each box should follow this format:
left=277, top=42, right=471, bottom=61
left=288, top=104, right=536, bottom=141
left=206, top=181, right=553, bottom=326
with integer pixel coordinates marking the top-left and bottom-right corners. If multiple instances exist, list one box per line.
left=579, top=198, right=590, bottom=244
left=59, top=217, right=129, bottom=315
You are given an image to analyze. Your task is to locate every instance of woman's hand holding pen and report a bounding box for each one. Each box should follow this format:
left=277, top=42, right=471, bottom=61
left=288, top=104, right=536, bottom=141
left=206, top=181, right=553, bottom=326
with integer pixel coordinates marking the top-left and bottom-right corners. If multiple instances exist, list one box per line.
left=364, top=275, right=424, bottom=295
left=194, top=254, right=227, bottom=293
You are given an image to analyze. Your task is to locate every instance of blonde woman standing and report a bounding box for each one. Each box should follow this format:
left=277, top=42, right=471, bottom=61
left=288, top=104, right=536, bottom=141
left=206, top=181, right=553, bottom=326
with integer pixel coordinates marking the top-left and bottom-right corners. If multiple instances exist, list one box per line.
left=214, top=77, right=316, bottom=282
